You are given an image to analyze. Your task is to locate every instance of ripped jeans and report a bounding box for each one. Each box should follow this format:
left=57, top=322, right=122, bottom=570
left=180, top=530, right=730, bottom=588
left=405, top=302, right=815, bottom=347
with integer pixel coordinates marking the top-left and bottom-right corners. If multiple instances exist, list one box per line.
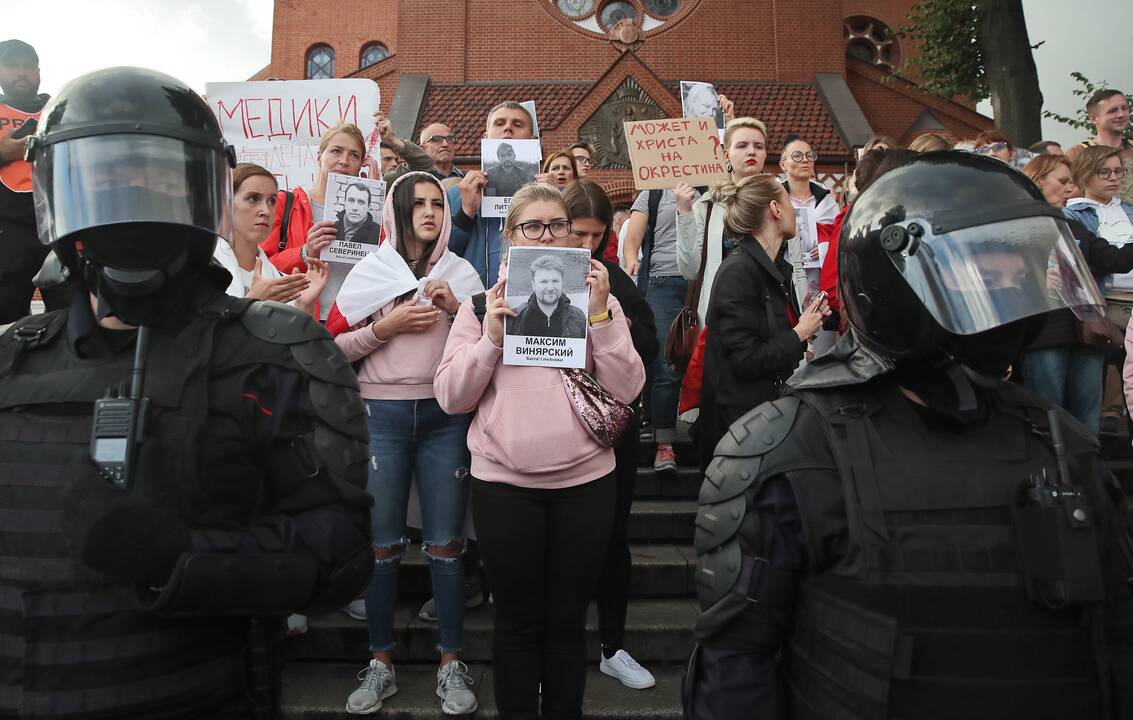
left=365, top=398, right=472, bottom=654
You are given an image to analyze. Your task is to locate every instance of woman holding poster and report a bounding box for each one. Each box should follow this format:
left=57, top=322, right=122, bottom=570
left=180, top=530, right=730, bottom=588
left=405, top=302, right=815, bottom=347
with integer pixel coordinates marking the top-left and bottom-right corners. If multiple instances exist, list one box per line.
left=332, top=172, right=484, bottom=716
left=435, top=185, right=645, bottom=720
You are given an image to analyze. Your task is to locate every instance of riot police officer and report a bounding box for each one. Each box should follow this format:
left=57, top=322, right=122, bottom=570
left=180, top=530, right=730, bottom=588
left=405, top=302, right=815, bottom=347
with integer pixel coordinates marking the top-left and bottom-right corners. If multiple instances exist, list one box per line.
left=686, top=152, right=1133, bottom=719
left=0, top=67, right=373, bottom=718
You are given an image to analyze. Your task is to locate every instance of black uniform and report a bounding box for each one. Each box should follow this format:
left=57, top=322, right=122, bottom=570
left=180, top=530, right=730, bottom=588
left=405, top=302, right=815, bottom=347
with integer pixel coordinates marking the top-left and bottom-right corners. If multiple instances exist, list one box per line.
left=0, top=271, right=372, bottom=718
left=686, top=152, right=1133, bottom=719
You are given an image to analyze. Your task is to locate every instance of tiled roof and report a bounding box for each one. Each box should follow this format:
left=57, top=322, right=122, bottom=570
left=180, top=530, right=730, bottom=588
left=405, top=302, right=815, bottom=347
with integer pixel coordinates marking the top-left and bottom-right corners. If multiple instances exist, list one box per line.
left=671, top=81, right=847, bottom=156
left=420, top=82, right=591, bottom=157
left=421, top=79, right=847, bottom=158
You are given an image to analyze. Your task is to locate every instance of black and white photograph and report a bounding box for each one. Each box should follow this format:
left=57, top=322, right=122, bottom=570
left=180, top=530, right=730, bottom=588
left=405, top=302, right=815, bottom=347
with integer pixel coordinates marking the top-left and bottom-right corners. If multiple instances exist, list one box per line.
left=504, top=246, right=591, bottom=368
left=681, top=80, right=725, bottom=134
left=481, top=138, right=542, bottom=218
left=322, top=172, right=386, bottom=264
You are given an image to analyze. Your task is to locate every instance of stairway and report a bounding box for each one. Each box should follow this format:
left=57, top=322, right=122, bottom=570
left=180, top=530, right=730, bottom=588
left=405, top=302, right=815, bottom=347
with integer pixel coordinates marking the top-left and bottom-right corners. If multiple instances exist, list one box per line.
left=279, top=436, right=700, bottom=719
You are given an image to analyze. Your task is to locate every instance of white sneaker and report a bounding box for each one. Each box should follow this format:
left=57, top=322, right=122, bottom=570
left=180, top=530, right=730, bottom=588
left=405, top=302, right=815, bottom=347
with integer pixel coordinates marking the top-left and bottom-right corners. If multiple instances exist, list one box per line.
left=600, top=649, right=656, bottom=689
left=344, top=597, right=366, bottom=621
left=345, top=659, right=397, bottom=714
left=436, top=660, right=478, bottom=715
left=286, top=613, right=307, bottom=636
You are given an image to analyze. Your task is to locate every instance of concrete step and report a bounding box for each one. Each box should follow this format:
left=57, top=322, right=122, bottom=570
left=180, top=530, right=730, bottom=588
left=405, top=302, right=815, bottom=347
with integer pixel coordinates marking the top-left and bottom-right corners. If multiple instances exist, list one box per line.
left=633, top=465, right=701, bottom=500
left=397, top=544, right=695, bottom=599
left=281, top=662, right=684, bottom=719
left=289, top=598, right=697, bottom=665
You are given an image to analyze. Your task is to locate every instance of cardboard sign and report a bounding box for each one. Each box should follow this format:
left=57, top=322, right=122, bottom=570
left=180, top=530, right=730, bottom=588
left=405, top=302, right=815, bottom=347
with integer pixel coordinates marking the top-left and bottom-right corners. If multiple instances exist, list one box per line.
left=624, top=117, right=728, bottom=190
left=205, top=79, right=380, bottom=190
left=504, top=246, right=591, bottom=369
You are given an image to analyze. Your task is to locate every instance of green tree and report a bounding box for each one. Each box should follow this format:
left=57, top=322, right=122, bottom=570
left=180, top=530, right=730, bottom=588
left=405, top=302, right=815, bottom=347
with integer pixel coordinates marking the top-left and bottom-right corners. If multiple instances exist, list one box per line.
left=897, top=0, right=1043, bottom=146
left=1043, top=72, right=1133, bottom=143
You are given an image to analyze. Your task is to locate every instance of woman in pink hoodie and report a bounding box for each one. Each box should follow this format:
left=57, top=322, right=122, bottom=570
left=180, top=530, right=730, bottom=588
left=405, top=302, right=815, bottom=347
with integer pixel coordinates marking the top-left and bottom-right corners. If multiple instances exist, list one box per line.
left=333, top=172, right=484, bottom=716
left=434, top=184, right=646, bottom=720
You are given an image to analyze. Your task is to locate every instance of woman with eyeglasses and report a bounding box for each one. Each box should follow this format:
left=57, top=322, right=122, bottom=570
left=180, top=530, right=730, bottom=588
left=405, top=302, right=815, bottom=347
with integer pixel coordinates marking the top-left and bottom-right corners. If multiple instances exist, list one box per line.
left=778, top=136, right=839, bottom=226
left=435, top=184, right=646, bottom=720
left=1019, top=153, right=1133, bottom=432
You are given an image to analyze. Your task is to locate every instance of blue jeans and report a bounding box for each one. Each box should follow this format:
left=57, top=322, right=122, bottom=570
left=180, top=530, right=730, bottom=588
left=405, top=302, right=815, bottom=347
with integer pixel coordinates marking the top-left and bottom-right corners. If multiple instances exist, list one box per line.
left=1019, top=347, right=1104, bottom=434
left=364, top=398, right=471, bottom=654
left=645, top=275, right=689, bottom=443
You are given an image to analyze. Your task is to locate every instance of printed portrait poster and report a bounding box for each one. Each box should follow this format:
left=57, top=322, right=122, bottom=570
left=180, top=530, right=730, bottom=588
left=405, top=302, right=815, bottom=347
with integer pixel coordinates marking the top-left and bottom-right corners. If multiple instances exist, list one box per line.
left=681, top=81, right=725, bottom=141
left=206, top=79, right=379, bottom=190
left=310, top=173, right=386, bottom=320
left=624, top=117, right=728, bottom=191
left=504, top=247, right=591, bottom=369
left=481, top=139, right=542, bottom=218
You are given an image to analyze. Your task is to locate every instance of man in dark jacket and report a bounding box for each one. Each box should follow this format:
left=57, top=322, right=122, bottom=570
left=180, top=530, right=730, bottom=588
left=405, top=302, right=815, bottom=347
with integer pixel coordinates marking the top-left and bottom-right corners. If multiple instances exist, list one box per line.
left=508, top=253, right=586, bottom=338
left=0, top=67, right=372, bottom=719
left=334, top=181, right=381, bottom=246
left=0, top=39, right=71, bottom=324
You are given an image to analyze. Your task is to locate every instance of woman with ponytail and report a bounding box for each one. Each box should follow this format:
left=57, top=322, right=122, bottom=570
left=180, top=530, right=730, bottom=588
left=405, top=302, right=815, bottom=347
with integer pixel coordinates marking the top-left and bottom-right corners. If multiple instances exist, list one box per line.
left=696, top=176, right=829, bottom=473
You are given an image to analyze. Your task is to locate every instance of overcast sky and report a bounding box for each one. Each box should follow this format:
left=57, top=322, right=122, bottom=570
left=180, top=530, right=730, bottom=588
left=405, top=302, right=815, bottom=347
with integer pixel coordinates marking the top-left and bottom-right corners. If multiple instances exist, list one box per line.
left=5, top=0, right=1131, bottom=148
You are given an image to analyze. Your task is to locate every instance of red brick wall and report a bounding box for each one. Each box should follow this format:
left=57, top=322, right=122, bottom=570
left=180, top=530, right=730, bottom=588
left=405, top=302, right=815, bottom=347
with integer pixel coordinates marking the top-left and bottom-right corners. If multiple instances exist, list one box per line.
left=265, top=0, right=398, bottom=80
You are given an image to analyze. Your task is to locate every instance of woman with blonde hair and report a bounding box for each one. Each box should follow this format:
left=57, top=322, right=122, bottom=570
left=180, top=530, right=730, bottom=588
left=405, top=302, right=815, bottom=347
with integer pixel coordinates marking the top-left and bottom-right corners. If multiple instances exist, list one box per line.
left=695, top=175, right=829, bottom=472
left=908, top=132, right=952, bottom=153
left=435, top=183, right=645, bottom=719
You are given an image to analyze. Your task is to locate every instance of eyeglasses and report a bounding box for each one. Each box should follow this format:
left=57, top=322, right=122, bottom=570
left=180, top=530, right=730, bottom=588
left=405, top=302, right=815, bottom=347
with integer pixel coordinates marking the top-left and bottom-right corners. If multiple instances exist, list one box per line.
left=514, top=220, right=572, bottom=240
left=573, top=155, right=592, bottom=166
left=786, top=150, right=818, bottom=162
left=975, top=142, right=1009, bottom=155
left=424, top=134, right=456, bottom=145
left=1096, top=167, right=1129, bottom=179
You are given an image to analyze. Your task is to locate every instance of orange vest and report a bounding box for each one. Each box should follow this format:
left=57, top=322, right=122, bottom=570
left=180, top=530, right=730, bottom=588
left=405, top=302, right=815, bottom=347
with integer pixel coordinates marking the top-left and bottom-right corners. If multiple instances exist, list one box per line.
left=0, top=102, right=39, bottom=193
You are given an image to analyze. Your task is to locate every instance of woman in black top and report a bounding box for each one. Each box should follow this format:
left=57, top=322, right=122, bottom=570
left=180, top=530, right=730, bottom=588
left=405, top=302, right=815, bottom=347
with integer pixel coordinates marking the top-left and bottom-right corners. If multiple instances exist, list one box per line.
left=562, top=180, right=660, bottom=690
left=697, top=176, right=828, bottom=473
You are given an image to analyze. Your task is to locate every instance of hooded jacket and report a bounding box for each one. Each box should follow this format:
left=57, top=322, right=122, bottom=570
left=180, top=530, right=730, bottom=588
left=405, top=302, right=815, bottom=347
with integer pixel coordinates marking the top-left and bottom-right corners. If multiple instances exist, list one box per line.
left=333, top=172, right=483, bottom=400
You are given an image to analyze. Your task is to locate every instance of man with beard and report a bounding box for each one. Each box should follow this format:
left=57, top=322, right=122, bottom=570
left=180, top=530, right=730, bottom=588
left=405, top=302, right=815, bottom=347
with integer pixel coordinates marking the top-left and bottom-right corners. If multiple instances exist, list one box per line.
left=486, top=141, right=532, bottom=199
left=509, top=253, right=586, bottom=339
left=0, top=39, right=71, bottom=324
left=335, top=181, right=381, bottom=246
left=685, top=152, right=1133, bottom=720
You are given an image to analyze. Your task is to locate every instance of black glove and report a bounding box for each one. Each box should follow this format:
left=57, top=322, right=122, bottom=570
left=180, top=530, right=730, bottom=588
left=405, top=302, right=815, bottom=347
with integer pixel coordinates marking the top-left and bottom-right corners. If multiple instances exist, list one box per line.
left=61, top=465, right=192, bottom=588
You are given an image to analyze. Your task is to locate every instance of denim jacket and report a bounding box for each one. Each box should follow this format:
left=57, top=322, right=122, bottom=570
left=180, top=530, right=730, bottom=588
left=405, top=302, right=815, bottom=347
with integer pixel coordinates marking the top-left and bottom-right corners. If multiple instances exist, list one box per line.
left=1064, top=199, right=1133, bottom=236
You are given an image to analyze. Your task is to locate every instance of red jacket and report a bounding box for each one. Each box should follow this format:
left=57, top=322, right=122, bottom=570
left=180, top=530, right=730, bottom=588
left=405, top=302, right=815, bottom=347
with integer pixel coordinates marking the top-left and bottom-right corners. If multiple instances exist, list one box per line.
left=604, top=228, right=621, bottom=266
left=260, top=186, right=314, bottom=275
left=818, top=204, right=849, bottom=316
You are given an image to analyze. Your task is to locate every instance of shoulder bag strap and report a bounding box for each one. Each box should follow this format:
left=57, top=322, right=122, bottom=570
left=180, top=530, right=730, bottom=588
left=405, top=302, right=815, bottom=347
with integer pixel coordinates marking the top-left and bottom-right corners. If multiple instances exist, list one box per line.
left=277, top=190, right=296, bottom=253
left=683, top=201, right=713, bottom=311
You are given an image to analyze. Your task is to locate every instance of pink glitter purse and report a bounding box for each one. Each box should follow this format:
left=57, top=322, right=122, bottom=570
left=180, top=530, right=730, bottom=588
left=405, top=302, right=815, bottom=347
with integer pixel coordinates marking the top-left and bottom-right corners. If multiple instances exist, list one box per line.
left=559, top=368, right=633, bottom=448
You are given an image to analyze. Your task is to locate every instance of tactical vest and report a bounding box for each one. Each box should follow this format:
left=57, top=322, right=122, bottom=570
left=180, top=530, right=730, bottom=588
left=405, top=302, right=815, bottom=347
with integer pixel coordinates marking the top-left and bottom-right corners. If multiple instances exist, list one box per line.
left=0, top=297, right=281, bottom=719
left=791, top=381, right=1112, bottom=720
left=696, top=377, right=1120, bottom=720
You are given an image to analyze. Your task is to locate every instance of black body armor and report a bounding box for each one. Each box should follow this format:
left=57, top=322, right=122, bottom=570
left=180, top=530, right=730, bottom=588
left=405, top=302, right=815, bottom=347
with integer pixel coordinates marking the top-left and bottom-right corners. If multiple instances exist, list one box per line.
left=0, top=292, right=371, bottom=718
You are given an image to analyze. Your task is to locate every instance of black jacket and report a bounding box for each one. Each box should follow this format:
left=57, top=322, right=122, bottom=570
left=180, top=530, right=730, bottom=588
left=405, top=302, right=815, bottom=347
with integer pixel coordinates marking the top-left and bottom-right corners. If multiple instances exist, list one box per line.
left=508, top=292, right=587, bottom=338
left=601, top=258, right=659, bottom=369
left=335, top=210, right=382, bottom=246
left=1026, top=218, right=1133, bottom=350
left=697, top=237, right=804, bottom=471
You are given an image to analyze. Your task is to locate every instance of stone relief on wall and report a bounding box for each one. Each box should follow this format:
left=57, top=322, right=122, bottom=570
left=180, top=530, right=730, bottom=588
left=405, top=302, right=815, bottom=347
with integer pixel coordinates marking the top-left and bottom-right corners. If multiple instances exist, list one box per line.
left=578, top=76, right=665, bottom=169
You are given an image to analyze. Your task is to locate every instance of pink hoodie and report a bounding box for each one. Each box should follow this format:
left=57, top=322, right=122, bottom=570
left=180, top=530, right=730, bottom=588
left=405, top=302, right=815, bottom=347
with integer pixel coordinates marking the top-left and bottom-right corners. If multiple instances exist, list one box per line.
left=434, top=296, right=646, bottom=489
left=335, top=173, right=477, bottom=400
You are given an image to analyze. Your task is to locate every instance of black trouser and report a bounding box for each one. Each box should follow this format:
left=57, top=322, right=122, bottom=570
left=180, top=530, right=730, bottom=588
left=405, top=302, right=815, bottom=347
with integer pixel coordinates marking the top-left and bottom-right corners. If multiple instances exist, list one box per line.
left=596, top=427, right=638, bottom=654
left=0, top=218, right=73, bottom=324
left=472, top=472, right=616, bottom=720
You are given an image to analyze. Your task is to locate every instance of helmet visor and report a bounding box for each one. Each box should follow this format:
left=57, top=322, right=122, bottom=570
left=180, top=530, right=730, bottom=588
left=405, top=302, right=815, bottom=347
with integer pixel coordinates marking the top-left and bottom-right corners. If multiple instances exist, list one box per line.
left=895, top=216, right=1105, bottom=335
left=32, top=134, right=233, bottom=248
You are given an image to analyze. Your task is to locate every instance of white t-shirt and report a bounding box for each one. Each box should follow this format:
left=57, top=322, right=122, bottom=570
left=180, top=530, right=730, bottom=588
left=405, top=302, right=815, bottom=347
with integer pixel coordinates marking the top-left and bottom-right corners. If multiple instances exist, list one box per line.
left=212, top=239, right=286, bottom=299
left=1069, top=196, right=1133, bottom=292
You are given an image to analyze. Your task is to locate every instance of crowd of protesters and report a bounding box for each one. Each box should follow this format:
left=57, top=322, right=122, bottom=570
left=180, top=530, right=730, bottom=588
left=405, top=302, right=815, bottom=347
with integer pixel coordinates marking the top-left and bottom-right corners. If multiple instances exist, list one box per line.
left=5, top=34, right=1133, bottom=720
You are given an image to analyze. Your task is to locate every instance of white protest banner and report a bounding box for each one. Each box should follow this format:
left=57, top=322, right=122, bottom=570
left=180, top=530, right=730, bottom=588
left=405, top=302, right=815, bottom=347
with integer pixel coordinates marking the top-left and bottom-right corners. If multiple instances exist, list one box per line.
left=624, top=117, right=728, bottom=190
left=205, top=79, right=380, bottom=190
left=321, top=172, right=386, bottom=265
left=504, top=246, right=590, bottom=369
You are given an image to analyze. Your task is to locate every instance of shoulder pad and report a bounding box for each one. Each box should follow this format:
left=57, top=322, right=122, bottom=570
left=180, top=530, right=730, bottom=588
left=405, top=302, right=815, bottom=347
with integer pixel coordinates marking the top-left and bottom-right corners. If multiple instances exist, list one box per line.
left=695, top=538, right=742, bottom=610
left=694, top=494, right=746, bottom=555
left=291, top=337, right=359, bottom=388
left=698, top=397, right=800, bottom=505
left=0, top=311, right=68, bottom=377
left=309, top=378, right=368, bottom=443
left=240, top=301, right=328, bottom=345
left=714, top=396, right=800, bottom=458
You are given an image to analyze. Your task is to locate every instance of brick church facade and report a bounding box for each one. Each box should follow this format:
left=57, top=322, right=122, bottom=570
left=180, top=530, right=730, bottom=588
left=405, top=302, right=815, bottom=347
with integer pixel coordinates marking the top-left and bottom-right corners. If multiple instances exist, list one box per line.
left=252, top=0, right=993, bottom=203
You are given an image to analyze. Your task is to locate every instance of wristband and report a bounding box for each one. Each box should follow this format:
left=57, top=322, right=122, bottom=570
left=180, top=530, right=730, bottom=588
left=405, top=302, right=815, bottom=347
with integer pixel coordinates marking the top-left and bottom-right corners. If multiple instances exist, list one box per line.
left=588, top=309, right=612, bottom=325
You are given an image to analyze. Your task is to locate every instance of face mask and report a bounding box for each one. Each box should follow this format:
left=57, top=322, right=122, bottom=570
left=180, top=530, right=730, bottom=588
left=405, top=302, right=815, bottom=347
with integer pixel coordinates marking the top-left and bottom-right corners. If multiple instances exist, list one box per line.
left=945, top=320, right=1029, bottom=380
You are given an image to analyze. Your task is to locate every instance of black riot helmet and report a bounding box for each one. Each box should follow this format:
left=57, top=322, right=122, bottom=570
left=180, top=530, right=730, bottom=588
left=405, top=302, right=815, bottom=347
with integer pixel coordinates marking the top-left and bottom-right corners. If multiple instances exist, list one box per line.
left=27, top=67, right=235, bottom=323
left=838, top=151, right=1104, bottom=371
